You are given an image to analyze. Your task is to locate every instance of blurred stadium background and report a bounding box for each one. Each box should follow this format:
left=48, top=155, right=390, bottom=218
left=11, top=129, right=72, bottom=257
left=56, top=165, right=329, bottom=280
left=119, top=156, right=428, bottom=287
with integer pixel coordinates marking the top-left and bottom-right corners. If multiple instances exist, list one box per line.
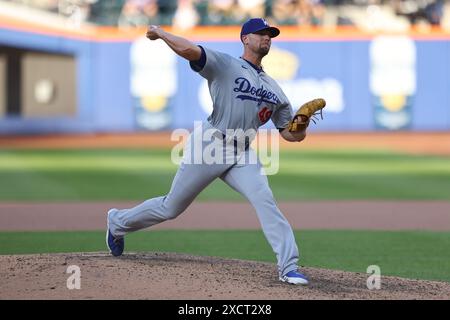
left=1, top=0, right=450, bottom=287
left=0, top=0, right=449, bottom=134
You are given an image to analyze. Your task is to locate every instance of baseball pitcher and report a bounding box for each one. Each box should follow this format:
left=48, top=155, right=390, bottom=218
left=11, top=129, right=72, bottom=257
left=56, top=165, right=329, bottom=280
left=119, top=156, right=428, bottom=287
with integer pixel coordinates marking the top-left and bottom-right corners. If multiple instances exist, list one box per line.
left=106, top=18, right=326, bottom=285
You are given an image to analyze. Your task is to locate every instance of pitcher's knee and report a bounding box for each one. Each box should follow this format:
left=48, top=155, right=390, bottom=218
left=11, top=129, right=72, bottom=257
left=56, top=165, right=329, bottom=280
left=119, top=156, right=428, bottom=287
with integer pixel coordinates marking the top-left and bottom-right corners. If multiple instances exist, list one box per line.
left=165, top=210, right=181, bottom=220
left=162, top=194, right=193, bottom=220
left=163, top=203, right=187, bottom=220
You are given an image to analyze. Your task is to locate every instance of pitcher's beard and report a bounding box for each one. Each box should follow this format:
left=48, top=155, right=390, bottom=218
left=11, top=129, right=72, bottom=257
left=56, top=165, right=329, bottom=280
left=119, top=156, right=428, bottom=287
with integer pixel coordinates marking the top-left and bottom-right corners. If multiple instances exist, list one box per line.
left=258, top=45, right=270, bottom=56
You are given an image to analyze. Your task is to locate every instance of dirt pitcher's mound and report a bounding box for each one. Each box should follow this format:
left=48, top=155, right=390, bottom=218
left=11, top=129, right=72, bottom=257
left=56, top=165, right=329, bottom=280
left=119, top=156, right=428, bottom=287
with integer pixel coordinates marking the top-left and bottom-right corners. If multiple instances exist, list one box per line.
left=1, top=252, right=449, bottom=300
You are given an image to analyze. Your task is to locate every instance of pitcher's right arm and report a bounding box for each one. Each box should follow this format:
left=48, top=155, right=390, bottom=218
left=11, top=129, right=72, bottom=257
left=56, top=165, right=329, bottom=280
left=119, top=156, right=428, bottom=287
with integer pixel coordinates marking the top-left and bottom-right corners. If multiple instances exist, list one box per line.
left=146, top=25, right=201, bottom=62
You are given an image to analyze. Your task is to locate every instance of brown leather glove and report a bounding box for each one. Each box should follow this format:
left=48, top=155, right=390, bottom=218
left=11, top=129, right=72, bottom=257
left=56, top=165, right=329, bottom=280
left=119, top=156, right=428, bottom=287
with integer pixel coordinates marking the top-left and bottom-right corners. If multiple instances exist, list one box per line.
left=287, top=98, right=326, bottom=132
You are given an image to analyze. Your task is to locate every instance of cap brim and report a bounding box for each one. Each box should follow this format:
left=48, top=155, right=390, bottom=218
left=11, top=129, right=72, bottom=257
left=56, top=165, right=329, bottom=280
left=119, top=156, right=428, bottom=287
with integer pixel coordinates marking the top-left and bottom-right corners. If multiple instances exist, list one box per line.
left=256, top=26, right=280, bottom=38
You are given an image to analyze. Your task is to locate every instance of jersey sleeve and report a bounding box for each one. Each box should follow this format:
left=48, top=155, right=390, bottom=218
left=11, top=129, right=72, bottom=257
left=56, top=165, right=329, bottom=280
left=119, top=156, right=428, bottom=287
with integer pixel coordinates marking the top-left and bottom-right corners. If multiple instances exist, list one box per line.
left=189, top=46, right=229, bottom=80
left=189, top=45, right=207, bottom=72
left=272, top=103, right=294, bottom=131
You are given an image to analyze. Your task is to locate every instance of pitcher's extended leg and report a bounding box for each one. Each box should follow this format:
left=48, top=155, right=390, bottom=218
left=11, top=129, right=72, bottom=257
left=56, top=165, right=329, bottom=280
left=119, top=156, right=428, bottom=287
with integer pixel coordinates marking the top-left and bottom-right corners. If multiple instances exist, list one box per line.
left=220, top=155, right=299, bottom=277
left=109, top=161, right=229, bottom=237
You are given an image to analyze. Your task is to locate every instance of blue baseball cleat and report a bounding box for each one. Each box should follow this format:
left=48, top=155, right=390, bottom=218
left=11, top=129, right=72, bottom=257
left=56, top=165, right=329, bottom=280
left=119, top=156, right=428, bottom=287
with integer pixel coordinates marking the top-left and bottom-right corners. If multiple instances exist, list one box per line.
left=280, top=270, right=309, bottom=285
left=106, top=209, right=124, bottom=257
left=106, top=229, right=124, bottom=257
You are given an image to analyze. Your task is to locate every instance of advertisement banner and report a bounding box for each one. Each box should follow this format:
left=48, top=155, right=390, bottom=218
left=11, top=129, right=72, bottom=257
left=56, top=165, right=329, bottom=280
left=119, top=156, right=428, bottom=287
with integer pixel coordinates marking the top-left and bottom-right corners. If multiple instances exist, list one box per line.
left=130, top=37, right=176, bottom=130
left=370, top=36, right=416, bottom=130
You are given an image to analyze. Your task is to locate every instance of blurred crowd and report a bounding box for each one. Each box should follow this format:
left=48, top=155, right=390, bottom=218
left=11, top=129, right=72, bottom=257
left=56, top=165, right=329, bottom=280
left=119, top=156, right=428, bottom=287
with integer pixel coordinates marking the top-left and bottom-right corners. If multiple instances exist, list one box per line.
left=2, top=0, right=448, bottom=29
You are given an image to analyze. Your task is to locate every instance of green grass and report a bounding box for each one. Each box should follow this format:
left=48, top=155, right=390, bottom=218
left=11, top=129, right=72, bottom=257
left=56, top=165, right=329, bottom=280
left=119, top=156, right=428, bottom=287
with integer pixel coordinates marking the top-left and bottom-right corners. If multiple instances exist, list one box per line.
left=1, top=230, right=449, bottom=283
left=1, top=149, right=448, bottom=284
left=0, top=149, right=449, bottom=201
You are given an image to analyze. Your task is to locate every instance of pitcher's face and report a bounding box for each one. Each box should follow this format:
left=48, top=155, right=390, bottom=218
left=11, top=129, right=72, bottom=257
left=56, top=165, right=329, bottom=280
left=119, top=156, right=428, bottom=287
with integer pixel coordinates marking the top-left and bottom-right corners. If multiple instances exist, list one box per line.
left=243, top=31, right=272, bottom=56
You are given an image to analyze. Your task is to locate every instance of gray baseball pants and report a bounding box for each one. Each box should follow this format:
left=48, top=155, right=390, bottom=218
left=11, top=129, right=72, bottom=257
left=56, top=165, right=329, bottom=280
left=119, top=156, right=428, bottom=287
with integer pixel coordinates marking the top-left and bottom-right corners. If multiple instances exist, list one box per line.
left=108, top=122, right=300, bottom=277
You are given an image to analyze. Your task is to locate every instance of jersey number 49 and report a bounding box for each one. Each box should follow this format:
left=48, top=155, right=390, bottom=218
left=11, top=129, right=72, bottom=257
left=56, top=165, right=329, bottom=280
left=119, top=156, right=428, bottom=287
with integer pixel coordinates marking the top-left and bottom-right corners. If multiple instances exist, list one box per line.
left=258, top=107, right=272, bottom=124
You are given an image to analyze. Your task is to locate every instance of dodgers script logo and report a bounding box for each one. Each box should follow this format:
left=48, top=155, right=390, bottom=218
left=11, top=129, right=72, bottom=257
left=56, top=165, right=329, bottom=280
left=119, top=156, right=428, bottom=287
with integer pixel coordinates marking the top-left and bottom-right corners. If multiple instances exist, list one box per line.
left=233, top=77, right=280, bottom=106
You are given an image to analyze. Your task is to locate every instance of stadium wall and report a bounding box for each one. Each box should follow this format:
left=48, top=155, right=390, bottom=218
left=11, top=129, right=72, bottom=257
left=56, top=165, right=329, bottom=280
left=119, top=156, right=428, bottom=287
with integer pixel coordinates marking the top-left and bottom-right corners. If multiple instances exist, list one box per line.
left=0, top=23, right=449, bottom=134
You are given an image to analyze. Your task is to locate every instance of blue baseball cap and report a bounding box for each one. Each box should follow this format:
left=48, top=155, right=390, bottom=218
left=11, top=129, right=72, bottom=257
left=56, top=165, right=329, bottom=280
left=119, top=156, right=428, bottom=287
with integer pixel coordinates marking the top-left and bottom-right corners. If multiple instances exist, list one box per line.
left=240, top=18, right=280, bottom=40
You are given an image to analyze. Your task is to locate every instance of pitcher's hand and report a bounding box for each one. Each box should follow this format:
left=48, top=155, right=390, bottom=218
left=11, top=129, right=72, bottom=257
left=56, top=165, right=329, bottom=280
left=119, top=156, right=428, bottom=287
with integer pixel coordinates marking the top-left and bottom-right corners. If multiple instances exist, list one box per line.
left=146, top=25, right=162, bottom=40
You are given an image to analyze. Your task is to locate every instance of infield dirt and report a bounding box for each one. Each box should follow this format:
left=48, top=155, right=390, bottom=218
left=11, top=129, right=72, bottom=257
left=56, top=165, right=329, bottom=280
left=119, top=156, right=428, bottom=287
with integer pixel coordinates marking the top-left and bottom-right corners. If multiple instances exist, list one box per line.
left=1, top=252, right=449, bottom=300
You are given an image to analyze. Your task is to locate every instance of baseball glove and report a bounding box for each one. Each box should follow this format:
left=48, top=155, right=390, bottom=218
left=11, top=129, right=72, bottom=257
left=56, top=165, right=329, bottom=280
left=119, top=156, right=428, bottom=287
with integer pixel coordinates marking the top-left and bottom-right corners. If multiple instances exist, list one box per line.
left=287, top=98, right=326, bottom=132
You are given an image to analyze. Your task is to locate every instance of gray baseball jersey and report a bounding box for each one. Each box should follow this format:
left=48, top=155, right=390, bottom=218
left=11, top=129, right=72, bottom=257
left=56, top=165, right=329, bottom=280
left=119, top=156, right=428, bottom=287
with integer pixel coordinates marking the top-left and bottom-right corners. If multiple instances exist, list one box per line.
left=108, top=46, right=301, bottom=278
left=194, top=47, right=293, bottom=136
